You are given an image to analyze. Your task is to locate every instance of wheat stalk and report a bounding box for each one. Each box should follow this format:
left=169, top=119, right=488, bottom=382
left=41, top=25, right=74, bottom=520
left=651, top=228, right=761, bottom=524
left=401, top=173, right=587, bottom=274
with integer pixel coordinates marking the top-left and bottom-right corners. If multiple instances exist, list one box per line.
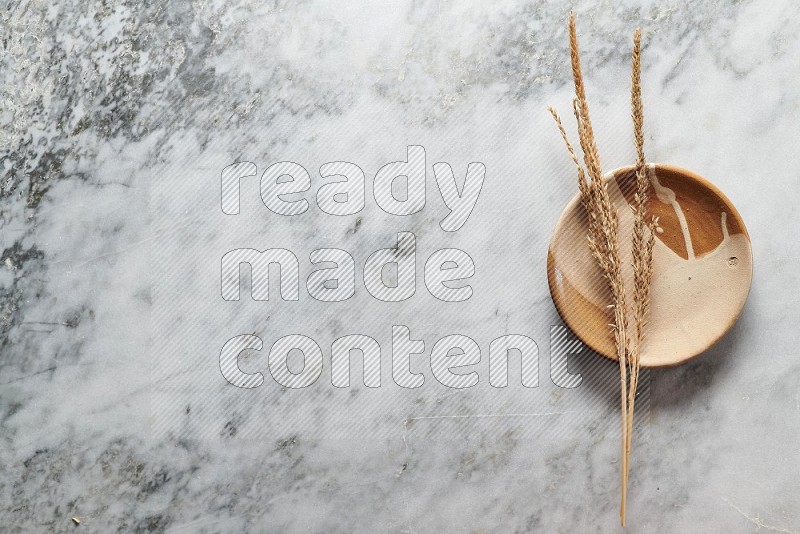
left=548, top=13, right=655, bottom=527
left=625, top=27, right=657, bottom=519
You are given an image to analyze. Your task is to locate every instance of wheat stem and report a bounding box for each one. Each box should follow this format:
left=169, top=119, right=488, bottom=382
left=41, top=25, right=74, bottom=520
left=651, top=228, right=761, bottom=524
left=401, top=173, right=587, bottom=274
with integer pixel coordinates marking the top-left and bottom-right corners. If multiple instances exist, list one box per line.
left=550, top=13, right=655, bottom=527
left=568, top=11, right=631, bottom=524
left=625, top=27, right=656, bottom=519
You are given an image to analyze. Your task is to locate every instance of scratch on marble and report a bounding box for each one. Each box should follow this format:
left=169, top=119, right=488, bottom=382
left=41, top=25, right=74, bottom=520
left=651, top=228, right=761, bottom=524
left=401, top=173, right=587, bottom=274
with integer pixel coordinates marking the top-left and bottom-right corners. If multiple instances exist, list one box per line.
left=401, top=411, right=575, bottom=451
left=50, top=239, right=153, bottom=268
left=0, top=366, right=56, bottom=386
left=431, top=388, right=467, bottom=404
left=407, top=411, right=577, bottom=422
left=722, top=497, right=799, bottom=534
left=484, top=202, right=538, bottom=214
left=51, top=222, right=200, bottom=268
left=165, top=515, right=236, bottom=533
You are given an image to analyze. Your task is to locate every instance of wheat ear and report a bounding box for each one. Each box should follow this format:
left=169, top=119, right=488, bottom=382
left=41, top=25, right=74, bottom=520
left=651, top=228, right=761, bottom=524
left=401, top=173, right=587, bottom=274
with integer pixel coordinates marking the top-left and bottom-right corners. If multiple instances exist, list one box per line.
left=549, top=13, right=662, bottom=526
left=624, top=27, right=657, bottom=520
left=560, top=12, right=632, bottom=524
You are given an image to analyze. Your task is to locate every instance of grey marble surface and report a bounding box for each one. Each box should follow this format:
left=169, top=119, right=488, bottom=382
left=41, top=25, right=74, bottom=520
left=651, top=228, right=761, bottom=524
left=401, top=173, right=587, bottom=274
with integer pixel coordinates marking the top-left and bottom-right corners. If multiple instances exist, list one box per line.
left=2, top=0, right=799, bottom=532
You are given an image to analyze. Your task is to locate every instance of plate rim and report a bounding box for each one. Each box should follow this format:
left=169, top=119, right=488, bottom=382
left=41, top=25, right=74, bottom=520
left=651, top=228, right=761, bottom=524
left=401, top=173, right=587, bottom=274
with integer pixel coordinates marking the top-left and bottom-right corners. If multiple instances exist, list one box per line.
left=546, top=163, right=753, bottom=368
